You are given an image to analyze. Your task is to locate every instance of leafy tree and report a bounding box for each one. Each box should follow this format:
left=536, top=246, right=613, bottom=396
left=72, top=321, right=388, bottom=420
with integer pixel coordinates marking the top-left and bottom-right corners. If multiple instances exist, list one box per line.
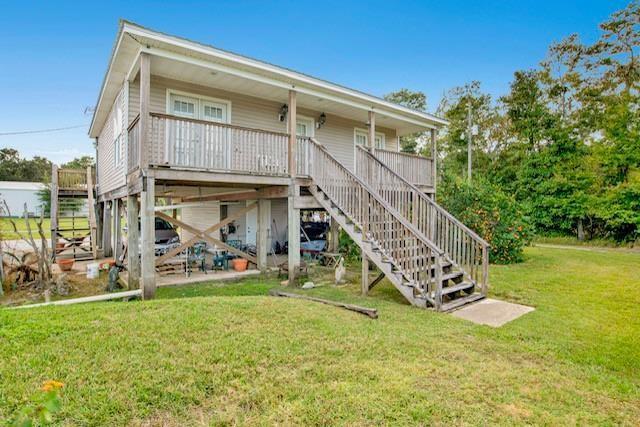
left=62, top=156, right=94, bottom=170
left=0, top=149, right=51, bottom=182
left=384, top=89, right=428, bottom=153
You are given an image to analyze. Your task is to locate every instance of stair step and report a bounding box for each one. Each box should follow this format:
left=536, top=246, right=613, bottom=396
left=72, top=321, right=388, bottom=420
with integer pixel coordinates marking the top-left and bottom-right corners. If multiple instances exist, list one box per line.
left=441, top=293, right=484, bottom=312
left=442, top=281, right=474, bottom=296
left=430, top=271, right=463, bottom=284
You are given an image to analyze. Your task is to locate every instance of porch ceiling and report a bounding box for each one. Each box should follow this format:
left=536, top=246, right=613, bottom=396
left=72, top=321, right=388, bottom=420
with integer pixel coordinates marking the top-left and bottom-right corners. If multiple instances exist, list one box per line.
left=149, top=55, right=423, bottom=134
left=90, top=20, right=447, bottom=138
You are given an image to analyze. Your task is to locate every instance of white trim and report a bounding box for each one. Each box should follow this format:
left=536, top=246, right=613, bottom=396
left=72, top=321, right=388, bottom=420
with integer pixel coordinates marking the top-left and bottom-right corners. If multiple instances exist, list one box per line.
left=165, top=88, right=232, bottom=123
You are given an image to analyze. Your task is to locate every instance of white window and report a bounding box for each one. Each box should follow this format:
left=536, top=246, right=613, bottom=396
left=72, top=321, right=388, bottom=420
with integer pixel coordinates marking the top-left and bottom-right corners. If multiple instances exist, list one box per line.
left=167, top=90, right=231, bottom=123
left=354, top=128, right=385, bottom=149
left=113, top=100, right=124, bottom=166
left=296, top=116, right=315, bottom=137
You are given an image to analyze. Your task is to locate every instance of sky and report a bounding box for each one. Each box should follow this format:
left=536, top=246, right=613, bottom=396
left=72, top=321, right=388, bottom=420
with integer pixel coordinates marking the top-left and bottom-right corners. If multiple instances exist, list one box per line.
left=0, top=0, right=629, bottom=164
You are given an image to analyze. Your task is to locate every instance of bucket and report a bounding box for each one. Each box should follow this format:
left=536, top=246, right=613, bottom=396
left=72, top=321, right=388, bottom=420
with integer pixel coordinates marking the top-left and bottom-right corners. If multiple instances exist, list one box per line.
left=57, top=259, right=74, bottom=272
left=87, top=262, right=100, bottom=279
left=232, top=258, right=248, bottom=272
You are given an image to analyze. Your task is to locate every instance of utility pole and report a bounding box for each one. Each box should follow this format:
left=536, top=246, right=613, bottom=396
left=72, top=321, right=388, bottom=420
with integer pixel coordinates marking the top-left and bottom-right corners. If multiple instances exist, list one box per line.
left=467, top=98, right=472, bottom=183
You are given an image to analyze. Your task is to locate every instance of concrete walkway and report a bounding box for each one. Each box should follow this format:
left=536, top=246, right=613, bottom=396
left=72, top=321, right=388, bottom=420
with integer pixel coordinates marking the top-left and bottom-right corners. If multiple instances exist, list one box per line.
left=451, top=298, right=534, bottom=327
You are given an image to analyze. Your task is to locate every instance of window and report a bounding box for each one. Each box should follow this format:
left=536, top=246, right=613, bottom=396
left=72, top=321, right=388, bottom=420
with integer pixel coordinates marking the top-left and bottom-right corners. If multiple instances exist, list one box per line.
left=354, top=128, right=385, bottom=149
left=167, top=90, right=230, bottom=123
left=113, top=100, right=123, bottom=166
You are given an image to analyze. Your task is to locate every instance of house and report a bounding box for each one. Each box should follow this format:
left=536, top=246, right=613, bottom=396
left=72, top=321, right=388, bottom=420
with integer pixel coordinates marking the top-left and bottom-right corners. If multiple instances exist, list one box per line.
left=0, top=181, right=47, bottom=217
left=87, top=20, right=489, bottom=311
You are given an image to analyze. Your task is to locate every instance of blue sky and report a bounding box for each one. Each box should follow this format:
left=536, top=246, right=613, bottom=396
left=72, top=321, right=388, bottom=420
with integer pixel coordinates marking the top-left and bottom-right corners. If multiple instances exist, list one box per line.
left=0, top=0, right=628, bottom=164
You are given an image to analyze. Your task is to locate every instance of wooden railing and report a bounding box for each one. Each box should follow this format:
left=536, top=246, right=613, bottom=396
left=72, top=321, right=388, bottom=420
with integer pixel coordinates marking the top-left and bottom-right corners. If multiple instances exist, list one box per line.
left=296, top=136, right=312, bottom=176
left=373, top=149, right=433, bottom=188
left=127, top=114, right=140, bottom=173
left=308, top=139, right=445, bottom=307
left=149, top=113, right=289, bottom=176
left=356, top=145, right=489, bottom=295
left=58, top=168, right=93, bottom=191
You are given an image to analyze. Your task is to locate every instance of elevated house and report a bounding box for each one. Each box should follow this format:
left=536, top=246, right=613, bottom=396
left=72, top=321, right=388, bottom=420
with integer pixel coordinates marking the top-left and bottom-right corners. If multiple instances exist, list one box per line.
left=87, top=21, right=489, bottom=311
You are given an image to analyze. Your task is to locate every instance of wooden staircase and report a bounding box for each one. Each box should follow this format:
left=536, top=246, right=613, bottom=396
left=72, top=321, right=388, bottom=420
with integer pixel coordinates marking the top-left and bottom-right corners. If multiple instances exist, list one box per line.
left=354, top=145, right=490, bottom=310
left=50, top=166, right=98, bottom=262
left=306, top=139, right=486, bottom=311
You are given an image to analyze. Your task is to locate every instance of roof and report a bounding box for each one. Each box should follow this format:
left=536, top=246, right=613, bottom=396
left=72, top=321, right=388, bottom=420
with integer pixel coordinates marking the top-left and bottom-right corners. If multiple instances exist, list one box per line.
left=89, top=20, right=448, bottom=138
left=0, top=181, right=47, bottom=191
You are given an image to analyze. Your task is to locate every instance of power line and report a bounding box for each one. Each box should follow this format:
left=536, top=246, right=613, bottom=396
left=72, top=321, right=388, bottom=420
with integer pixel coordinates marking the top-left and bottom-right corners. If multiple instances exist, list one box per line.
left=0, top=124, right=88, bottom=136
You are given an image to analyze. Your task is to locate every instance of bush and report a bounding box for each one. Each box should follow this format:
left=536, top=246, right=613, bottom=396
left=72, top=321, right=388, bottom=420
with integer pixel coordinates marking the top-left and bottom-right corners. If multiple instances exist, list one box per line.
left=439, top=177, right=532, bottom=263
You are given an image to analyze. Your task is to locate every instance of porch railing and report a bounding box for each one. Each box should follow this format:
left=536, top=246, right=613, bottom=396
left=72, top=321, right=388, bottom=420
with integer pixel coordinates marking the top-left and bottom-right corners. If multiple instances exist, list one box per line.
left=149, top=113, right=290, bottom=176
left=373, top=149, right=433, bottom=188
left=58, top=168, right=93, bottom=191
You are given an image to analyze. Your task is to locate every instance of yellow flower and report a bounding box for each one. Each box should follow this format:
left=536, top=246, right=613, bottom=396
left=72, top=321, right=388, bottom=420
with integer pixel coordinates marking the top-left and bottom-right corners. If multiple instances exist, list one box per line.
left=41, top=380, right=65, bottom=392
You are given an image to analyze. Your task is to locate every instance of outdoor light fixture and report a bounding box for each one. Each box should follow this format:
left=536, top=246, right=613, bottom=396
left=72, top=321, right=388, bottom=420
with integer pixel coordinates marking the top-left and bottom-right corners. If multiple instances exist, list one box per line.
left=317, top=112, right=326, bottom=129
left=278, top=104, right=288, bottom=122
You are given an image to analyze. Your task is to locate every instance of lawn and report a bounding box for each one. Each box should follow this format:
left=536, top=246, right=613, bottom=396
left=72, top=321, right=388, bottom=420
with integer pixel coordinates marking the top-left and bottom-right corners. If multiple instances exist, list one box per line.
left=1, top=217, right=89, bottom=240
left=0, top=246, right=638, bottom=425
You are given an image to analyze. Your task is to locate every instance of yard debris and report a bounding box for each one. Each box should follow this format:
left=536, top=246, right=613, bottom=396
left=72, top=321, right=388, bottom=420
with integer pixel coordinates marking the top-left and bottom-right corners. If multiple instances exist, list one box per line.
left=302, top=281, right=315, bottom=289
left=269, top=289, right=378, bottom=319
left=334, top=257, right=346, bottom=284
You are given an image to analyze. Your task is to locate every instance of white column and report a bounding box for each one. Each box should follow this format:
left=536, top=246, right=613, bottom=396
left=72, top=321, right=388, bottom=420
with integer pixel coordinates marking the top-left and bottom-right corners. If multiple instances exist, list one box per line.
left=257, top=198, right=270, bottom=271
left=287, top=185, right=300, bottom=284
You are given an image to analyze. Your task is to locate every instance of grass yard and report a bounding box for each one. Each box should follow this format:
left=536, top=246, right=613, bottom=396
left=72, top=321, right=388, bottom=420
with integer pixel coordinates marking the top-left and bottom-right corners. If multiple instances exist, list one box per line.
left=0, top=217, right=90, bottom=240
left=0, top=246, right=638, bottom=425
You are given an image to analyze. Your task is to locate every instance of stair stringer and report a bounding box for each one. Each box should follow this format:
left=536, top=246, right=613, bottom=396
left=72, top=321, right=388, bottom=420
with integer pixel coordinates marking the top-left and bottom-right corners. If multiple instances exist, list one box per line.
left=310, top=186, right=429, bottom=308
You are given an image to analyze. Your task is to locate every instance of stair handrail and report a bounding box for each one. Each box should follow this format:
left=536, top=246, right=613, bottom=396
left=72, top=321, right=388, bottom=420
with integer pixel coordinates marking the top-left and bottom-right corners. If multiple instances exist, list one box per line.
left=310, top=139, right=443, bottom=256
left=357, top=145, right=489, bottom=246
left=356, top=145, right=490, bottom=293
left=308, top=138, right=446, bottom=307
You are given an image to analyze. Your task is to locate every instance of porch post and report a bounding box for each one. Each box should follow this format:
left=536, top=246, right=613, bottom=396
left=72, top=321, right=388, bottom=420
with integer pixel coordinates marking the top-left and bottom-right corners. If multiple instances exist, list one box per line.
left=368, top=110, right=376, bottom=153
left=257, top=198, right=269, bottom=271
left=287, top=89, right=300, bottom=284
left=288, top=185, right=300, bottom=284
left=112, top=199, right=122, bottom=262
left=140, top=177, right=156, bottom=299
left=102, top=201, right=112, bottom=257
left=288, top=90, right=297, bottom=176
left=139, top=52, right=150, bottom=171
left=328, top=219, right=339, bottom=252
left=126, top=194, right=140, bottom=290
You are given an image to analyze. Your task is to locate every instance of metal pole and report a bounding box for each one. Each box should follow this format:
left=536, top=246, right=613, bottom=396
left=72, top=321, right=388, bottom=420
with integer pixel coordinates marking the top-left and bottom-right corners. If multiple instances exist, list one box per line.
left=467, top=99, right=472, bottom=183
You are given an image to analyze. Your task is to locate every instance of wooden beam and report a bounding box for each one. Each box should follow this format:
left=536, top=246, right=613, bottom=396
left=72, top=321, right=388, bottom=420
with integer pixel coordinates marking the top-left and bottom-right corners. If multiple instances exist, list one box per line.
left=102, top=201, right=112, bottom=257
left=139, top=52, right=150, bottom=170
left=147, top=167, right=291, bottom=186
left=293, top=195, right=322, bottom=209
left=288, top=90, right=297, bottom=176
left=181, top=186, right=288, bottom=203
left=269, top=290, right=378, bottom=319
left=126, top=195, right=140, bottom=290
left=368, top=272, right=385, bottom=291
left=50, top=164, right=59, bottom=261
left=86, top=166, right=98, bottom=259
left=257, top=199, right=269, bottom=271
left=140, top=177, right=156, bottom=299
left=154, top=203, right=258, bottom=265
left=368, top=110, right=376, bottom=152
left=287, top=185, right=300, bottom=284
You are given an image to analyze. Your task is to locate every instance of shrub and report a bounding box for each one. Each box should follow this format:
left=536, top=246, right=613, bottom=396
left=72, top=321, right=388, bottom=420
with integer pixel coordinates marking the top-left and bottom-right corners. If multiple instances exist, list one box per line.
left=439, top=177, right=532, bottom=263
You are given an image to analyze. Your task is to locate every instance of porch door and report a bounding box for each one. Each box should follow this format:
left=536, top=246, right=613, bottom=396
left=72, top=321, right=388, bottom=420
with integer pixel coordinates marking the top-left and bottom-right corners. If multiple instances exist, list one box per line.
left=169, top=94, right=199, bottom=166
left=200, top=100, right=230, bottom=170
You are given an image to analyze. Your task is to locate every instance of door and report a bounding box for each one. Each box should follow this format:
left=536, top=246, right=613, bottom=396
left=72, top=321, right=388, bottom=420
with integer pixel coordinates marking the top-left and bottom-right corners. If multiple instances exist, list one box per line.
left=169, top=94, right=199, bottom=166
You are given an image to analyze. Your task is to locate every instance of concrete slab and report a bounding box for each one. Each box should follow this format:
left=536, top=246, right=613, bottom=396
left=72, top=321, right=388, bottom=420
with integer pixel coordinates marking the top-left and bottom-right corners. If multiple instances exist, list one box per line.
left=450, top=298, right=534, bottom=327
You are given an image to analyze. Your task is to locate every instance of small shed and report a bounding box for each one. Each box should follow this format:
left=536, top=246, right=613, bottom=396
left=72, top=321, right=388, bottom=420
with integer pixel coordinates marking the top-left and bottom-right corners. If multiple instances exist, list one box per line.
left=0, top=181, right=47, bottom=217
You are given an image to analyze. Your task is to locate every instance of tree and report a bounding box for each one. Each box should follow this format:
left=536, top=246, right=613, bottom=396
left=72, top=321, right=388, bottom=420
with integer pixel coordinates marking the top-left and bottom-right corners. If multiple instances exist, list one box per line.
left=62, top=156, right=94, bottom=170
left=384, top=89, right=428, bottom=153
left=0, top=149, right=51, bottom=182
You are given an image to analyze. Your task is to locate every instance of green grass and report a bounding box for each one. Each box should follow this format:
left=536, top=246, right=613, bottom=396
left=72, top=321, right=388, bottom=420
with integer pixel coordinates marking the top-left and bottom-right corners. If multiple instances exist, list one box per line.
left=0, top=247, right=638, bottom=425
left=1, top=217, right=89, bottom=240
left=533, top=234, right=637, bottom=248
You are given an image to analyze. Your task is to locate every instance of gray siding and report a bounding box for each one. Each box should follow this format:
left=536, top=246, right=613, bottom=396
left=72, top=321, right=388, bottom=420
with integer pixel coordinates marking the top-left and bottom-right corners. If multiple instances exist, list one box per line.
left=96, top=86, right=127, bottom=195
